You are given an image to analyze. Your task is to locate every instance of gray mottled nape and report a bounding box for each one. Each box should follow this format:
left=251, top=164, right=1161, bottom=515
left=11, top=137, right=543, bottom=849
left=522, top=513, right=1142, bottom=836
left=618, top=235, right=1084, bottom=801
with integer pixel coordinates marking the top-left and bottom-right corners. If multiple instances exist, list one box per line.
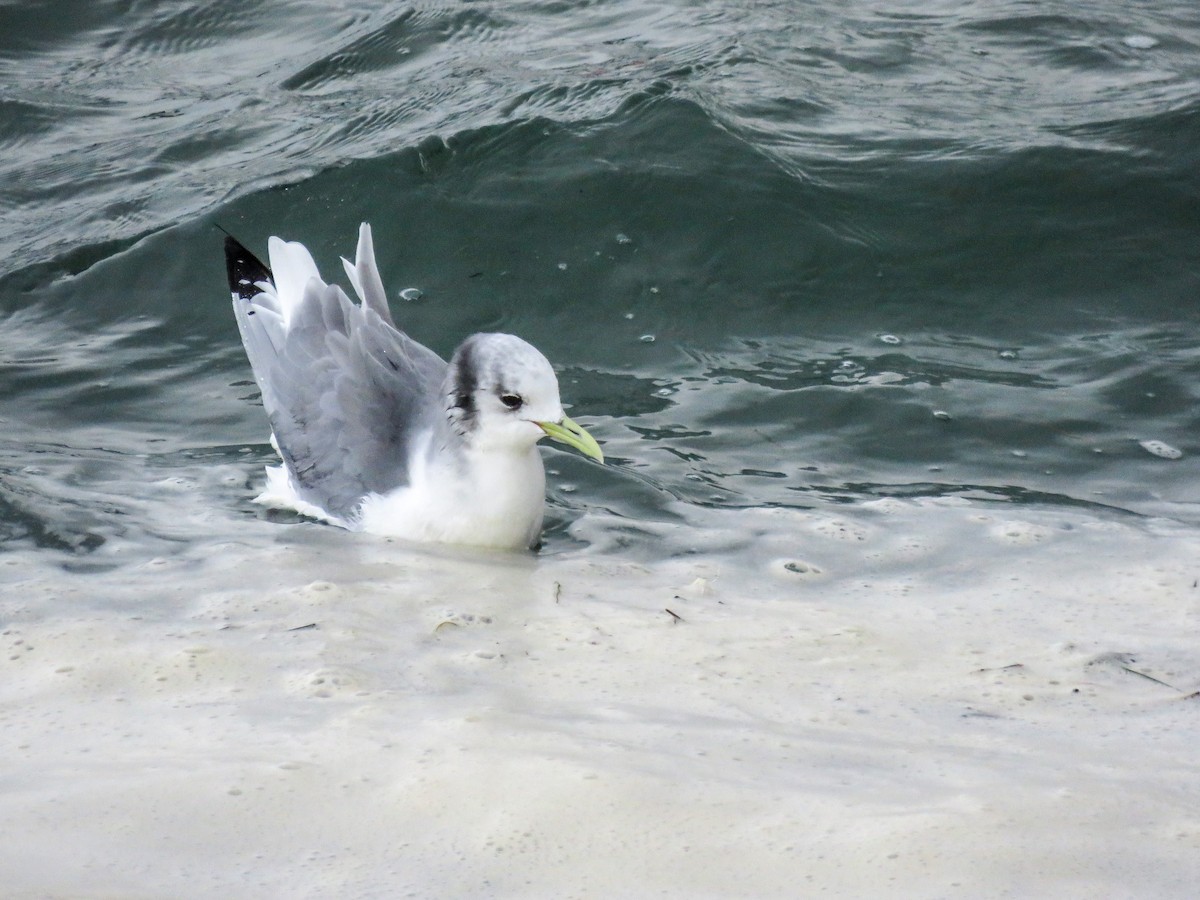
left=229, top=237, right=451, bottom=521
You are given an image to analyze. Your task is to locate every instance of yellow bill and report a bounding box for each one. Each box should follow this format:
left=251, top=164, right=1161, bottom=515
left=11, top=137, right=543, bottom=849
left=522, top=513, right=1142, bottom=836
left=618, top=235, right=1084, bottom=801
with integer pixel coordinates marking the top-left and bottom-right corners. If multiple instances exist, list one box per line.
left=538, top=414, right=604, bottom=463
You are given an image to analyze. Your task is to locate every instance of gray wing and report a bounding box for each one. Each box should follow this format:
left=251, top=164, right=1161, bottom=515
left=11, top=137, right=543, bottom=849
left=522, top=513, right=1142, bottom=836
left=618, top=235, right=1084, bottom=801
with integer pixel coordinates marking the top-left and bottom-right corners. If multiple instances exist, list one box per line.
left=228, top=238, right=449, bottom=521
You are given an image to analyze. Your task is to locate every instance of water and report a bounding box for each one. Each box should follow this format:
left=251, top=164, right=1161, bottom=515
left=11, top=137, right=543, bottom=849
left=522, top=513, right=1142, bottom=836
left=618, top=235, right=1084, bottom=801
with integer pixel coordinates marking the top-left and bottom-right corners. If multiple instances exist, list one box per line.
left=3, top=1, right=1200, bottom=895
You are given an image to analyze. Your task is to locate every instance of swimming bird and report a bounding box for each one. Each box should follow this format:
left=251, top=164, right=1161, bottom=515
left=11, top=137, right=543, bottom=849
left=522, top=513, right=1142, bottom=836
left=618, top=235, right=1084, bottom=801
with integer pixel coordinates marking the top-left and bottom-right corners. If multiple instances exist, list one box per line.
left=225, top=223, right=603, bottom=550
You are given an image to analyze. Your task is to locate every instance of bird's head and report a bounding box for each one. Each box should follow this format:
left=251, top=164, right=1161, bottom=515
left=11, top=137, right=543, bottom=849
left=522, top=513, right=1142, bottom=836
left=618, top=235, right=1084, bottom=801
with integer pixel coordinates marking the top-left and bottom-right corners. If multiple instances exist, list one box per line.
left=445, top=333, right=603, bottom=462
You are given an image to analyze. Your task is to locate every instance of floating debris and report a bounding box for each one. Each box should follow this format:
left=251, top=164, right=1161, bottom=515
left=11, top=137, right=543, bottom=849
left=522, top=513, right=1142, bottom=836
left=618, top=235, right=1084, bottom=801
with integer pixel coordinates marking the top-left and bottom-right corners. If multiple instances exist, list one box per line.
left=1139, top=440, right=1182, bottom=460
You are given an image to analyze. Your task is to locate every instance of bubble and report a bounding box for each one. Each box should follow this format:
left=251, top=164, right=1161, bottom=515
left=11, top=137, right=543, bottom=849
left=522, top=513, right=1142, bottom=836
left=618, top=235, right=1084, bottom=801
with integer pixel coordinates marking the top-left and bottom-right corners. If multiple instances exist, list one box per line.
left=615, top=233, right=632, bottom=245
left=991, top=520, right=1052, bottom=545
left=1139, top=440, right=1182, bottom=460
left=639, top=334, right=656, bottom=343
left=557, top=262, right=568, bottom=271
left=1123, top=34, right=1159, bottom=49
left=878, top=333, right=902, bottom=345
left=398, top=287, right=423, bottom=302
left=769, top=559, right=824, bottom=578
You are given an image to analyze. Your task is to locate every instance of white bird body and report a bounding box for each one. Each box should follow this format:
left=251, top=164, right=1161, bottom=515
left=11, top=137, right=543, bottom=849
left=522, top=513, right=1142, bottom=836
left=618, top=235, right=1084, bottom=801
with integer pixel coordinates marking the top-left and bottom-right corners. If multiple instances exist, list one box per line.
left=225, top=223, right=601, bottom=550
left=358, top=439, right=547, bottom=548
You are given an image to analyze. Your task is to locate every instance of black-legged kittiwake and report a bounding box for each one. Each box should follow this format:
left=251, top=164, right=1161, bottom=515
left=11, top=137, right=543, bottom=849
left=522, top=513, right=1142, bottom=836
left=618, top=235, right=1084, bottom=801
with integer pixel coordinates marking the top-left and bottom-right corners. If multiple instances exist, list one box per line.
left=225, top=223, right=603, bottom=550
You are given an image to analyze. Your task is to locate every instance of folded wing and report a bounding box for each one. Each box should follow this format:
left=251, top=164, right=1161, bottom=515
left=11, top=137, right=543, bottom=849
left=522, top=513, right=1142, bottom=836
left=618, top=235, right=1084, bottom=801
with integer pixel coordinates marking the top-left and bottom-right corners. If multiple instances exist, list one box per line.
left=225, top=228, right=448, bottom=522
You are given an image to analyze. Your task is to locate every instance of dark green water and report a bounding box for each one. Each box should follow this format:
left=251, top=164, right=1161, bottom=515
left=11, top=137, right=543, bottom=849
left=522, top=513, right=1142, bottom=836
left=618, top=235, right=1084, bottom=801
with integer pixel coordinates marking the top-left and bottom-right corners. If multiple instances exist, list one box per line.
left=2, top=0, right=1198, bottom=563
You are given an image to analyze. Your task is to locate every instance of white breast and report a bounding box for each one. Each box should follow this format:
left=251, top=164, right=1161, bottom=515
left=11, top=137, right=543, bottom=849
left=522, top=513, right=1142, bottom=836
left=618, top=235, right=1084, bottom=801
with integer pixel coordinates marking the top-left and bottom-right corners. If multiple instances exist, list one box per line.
left=355, top=441, right=547, bottom=550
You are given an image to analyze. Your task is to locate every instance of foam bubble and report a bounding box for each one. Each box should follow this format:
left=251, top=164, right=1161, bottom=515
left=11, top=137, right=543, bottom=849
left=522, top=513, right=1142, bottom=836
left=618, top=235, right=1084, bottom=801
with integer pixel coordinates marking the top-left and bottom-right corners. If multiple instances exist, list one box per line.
left=769, top=558, right=824, bottom=578
left=1123, top=34, right=1159, bottom=49
left=1139, top=440, right=1182, bottom=460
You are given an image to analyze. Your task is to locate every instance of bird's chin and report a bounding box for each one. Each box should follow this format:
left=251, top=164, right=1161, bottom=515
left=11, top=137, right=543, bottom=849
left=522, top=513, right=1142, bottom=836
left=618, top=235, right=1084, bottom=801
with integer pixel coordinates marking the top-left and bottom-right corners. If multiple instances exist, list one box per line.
left=474, top=421, right=549, bottom=455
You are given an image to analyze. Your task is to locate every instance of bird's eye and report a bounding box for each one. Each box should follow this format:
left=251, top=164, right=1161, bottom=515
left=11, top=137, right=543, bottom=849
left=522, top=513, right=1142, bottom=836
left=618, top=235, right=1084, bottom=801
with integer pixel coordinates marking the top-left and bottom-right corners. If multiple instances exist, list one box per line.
left=499, top=393, right=524, bottom=410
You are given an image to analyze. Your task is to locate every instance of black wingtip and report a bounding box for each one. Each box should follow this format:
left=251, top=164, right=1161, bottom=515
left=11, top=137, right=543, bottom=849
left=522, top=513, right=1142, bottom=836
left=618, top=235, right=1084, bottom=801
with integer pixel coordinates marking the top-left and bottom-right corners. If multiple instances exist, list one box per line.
left=223, top=232, right=273, bottom=302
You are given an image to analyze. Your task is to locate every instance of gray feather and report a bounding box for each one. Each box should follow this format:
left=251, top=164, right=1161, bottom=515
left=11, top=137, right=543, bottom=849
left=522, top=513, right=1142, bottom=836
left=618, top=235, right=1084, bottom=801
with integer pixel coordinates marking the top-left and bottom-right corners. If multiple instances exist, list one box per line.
left=230, top=251, right=451, bottom=521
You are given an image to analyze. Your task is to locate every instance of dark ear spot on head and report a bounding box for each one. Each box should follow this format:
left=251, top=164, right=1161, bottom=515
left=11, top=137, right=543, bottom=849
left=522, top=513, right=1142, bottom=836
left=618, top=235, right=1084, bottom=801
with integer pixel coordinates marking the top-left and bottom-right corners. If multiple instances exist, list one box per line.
left=447, top=338, right=479, bottom=435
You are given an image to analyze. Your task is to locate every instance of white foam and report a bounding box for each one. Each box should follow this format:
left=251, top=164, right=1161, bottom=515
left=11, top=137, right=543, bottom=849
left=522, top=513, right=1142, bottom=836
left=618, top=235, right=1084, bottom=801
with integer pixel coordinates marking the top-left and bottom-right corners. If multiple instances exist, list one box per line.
left=2, top=502, right=1199, bottom=895
left=1139, top=439, right=1183, bottom=460
left=1123, top=34, right=1159, bottom=49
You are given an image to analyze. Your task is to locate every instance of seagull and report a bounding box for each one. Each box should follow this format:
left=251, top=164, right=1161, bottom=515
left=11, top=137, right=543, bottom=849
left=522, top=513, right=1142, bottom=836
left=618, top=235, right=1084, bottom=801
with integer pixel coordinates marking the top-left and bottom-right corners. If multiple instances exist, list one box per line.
left=224, top=222, right=603, bottom=550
